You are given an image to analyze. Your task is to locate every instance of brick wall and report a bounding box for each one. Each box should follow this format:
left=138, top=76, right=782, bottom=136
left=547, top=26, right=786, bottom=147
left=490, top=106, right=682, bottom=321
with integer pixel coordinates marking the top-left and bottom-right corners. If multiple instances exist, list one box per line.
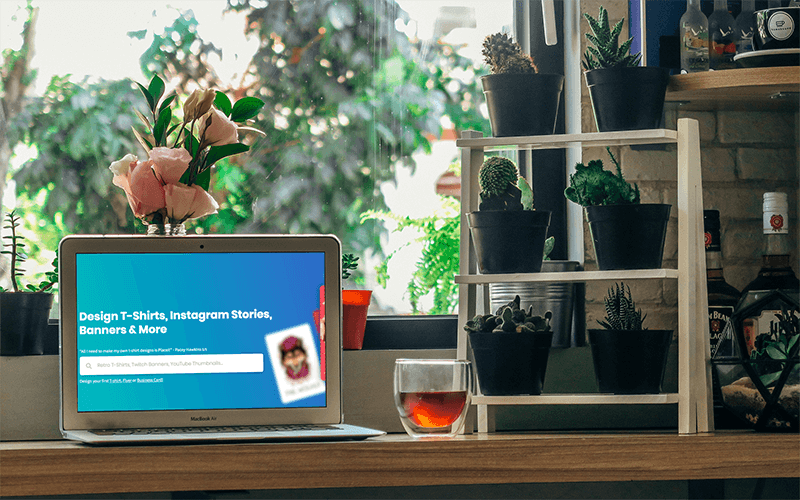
left=578, top=0, right=800, bottom=335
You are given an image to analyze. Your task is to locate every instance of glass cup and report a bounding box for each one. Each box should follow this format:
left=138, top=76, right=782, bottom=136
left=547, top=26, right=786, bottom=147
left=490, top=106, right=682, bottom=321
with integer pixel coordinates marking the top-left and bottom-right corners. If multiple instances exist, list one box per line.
left=393, top=359, right=473, bottom=438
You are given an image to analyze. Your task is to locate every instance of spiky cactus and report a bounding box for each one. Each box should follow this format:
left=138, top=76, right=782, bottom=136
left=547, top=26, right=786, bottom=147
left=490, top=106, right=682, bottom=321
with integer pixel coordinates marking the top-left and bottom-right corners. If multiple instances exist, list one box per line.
left=464, top=295, right=552, bottom=335
left=597, top=282, right=647, bottom=331
left=479, top=157, right=518, bottom=197
left=482, top=33, right=538, bottom=74
left=582, top=6, right=641, bottom=70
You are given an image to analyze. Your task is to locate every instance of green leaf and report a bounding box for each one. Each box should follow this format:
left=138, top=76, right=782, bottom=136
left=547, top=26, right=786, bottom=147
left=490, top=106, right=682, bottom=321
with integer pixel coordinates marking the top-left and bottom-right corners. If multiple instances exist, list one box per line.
left=148, top=75, right=165, bottom=108
left=158, top=94, right=177, bottom=115
left=184, top=133, right=200, bottom=156
left=760, top=371, right=782, bottom=387
left=204, top=143, right=249, bottom=169
left=153, top=106, right=172, bottom=146
left=214, top=91, right=232, bottom=117
left=136, top=82, right=155, bottom=112
left=230, top=97, right=264, bottom=122
left=195, top=167, right=212, bottom=191
left=765, top=344, right=786, bottom=360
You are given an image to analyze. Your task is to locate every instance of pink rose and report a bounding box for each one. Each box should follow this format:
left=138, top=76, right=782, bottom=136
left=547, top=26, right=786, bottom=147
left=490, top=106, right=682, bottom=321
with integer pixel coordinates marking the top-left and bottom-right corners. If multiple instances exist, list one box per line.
left=199, top=108, right=239, bottom=146
left=164, top=183, right=219, bottom=222
left=149, top=147, right=192, bottom=185
left=110, top=155, right=165, bottom=218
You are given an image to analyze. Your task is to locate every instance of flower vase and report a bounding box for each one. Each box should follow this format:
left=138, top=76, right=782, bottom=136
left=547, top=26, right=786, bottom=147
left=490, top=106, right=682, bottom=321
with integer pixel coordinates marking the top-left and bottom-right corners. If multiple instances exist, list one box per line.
left=146, top=223, right=187, bottom=236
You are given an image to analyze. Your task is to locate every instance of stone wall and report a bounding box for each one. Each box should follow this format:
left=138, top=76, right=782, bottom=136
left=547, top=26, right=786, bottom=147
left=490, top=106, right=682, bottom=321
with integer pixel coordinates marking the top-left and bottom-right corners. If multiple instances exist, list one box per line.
left=578, top=0, right=800, bottom=334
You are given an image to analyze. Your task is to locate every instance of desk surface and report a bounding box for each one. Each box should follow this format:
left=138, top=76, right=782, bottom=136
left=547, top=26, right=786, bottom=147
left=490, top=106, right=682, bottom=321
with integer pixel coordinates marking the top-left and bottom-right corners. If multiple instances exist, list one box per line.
left=1, top=432, right=798, bottom=497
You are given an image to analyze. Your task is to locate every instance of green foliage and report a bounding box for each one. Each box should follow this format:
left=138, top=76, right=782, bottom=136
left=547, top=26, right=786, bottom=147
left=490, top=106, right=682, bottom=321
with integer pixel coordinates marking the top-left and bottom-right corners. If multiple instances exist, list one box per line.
left=543, top=236, right=555, bottom=260
left=564, top=147, right=640, bottom=206
left=342, top=253, right=359, bottom=281
left=361, top=196, right=460, bottom=315
left=750, top=307, right=799, bottom=387
left=597, top=282, right=647, bottom=331
left=0, top=210, right=57, bottom=293
left=582, top=6, right=641, bottom=70
left=464, top=295, right=552, bottom=334
left=482, top=32, right=537, bottom=74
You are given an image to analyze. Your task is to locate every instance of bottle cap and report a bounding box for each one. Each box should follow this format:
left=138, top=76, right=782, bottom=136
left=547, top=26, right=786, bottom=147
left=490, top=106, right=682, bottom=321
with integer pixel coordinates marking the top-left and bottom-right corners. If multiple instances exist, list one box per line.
left=763, top=192, right=788, bottom=234
left=703, top=210, right=721, bottom=251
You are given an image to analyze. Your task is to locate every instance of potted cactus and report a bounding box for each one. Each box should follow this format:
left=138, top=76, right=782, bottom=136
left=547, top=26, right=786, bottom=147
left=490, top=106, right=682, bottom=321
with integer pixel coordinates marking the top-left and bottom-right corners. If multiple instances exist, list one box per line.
left=1, top=210, right=58, bottom=356
left=588, top=283, right=672, bottom=394
left=481, top=32, right=564, bottom=137
left=467, top=156, right=551, bottom=274
left=564, top=147, right=670, bottom=270
left=465, top=295, right=553, bottom=395
left=582, top=6, right=670, bottom=132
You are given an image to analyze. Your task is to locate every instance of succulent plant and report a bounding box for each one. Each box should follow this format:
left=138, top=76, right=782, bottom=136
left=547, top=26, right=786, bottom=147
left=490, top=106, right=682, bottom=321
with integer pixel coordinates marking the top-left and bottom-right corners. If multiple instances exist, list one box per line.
left=564, top=147, right=640, bottom=207
left=464, top=295, right=552, bottom=335
left=0, top=210, right=58, bottom=293
left=582, top=6, right=642, bottom=70
left=342, top=253, right=359, bottom=281
left=597, top=282, right=647, bottom=331
left=482, top=32, right=538, bottom=75
left=478, top=157, right=534, bottom=211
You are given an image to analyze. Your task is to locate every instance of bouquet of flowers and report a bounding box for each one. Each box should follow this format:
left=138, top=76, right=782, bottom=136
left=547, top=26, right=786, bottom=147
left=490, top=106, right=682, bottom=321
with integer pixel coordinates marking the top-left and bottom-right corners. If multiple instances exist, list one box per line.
left=109, top=75, right=264, bottom=229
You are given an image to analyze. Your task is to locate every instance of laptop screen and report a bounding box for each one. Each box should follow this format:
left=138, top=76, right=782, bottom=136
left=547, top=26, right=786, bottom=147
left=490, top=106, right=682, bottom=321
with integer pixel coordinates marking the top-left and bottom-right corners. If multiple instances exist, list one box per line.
left=75, top=251, right=327, bottom=412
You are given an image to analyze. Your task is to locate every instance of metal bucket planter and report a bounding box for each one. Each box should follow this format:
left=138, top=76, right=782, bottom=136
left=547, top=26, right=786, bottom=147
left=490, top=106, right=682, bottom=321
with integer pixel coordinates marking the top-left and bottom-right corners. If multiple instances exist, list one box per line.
left=489, top=260, right=584, bottom=348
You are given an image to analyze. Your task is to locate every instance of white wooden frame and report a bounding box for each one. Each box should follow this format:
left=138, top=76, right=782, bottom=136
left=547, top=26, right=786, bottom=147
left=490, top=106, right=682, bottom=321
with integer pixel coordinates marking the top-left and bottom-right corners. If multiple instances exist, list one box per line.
left=455, top=118, right=714, bottom=435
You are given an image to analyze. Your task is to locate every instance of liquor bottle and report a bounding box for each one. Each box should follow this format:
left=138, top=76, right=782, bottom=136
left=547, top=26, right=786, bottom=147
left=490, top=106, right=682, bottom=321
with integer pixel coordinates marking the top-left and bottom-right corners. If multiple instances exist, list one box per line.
left=680, top=0, right=710, bottom=73
left=704, top=210, right=740, bottom=356
left=708, top=0, right=739, bottom=70
left=738, top=192, right=800, bottom=354
left=734, top=0, right=756, bottom=54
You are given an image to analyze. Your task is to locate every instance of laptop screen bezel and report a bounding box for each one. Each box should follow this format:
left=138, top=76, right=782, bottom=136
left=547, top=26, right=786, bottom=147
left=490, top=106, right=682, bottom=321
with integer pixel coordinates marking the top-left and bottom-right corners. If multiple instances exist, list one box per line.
left=59, top=234, right=343, bottom=432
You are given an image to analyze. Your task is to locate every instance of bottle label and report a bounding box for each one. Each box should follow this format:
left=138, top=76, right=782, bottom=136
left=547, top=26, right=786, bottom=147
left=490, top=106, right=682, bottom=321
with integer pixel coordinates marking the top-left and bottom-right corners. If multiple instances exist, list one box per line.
left=743, top=309, right=783, bottom=356
left=709, top=306, right=733, bottom=355
left=704, top=230, right=720, bottom=252
left=764, top=211, right=788, bottom=234
left=768, top=11, right=795, bottom=41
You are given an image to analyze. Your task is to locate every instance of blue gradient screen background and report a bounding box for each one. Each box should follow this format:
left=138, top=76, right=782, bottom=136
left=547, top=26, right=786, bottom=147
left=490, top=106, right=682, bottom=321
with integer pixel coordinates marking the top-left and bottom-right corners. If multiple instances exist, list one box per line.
left=75, top=252, right=326, bottom=412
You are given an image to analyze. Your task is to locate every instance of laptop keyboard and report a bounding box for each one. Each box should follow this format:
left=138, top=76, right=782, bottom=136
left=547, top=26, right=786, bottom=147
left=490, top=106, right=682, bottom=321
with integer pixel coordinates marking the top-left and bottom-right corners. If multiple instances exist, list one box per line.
left=91, top=424, right=338, bottom=436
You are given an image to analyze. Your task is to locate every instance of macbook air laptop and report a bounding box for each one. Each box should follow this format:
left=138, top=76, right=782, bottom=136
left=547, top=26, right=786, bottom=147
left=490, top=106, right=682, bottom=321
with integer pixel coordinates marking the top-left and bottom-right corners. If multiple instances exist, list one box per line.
left=58, top=233, right=385, bottom=444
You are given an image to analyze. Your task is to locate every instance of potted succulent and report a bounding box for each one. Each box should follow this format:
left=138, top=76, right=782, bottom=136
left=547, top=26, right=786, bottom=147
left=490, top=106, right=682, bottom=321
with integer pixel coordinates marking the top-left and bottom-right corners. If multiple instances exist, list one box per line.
left=0, top=210, right=58, bottom=356
left=588, top=283, right=672, bottom=394
left=582, top=6, right=670, bottom=132
left=467, top=156, right=551, bottom=274
left=564, top=147, right=670, bottom=270
left=341, top=253, right=371, bottom=350
left=465, top=295, right=553, bottom=395
left=481, top=32, right=564, bottom=137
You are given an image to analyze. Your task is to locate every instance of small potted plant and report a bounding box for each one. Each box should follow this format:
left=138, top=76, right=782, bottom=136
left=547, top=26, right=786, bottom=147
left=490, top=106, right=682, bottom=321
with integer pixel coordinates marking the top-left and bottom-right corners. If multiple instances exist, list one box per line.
left=582, top=6, right=670, bottom=132
left=0, top=210, right=58, bottom=356
left=341, top=253, right=371, bottom=350
left=564, top=147, right=670, bottom=270
left=481, top=32, right=564, bottom=137
left=588, top=283, right=672, bottom=394
left=467, top=156, right=551, bottom=274
left=464, top=295, right=553, bottom=395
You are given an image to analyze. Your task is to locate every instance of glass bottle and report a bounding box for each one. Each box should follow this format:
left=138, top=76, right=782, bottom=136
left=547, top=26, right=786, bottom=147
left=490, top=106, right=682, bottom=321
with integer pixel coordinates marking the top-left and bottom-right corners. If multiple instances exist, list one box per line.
left=734, top=0, right=757, bottom=54
left=708, top=0, right=739, bottom=70
left=738, top=192, right=800, bottom=354
left=680, top=0, right=710, bottom=73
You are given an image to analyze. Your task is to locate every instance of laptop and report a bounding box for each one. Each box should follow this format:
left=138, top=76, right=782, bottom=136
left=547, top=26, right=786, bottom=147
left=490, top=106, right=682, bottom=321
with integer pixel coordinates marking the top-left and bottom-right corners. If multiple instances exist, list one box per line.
left=58, top=233, right=385, bottom=444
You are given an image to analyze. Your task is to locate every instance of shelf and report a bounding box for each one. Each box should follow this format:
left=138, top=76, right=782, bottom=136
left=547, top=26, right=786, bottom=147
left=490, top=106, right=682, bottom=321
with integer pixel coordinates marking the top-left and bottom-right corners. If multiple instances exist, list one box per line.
left=456, top=268, right=679, bottom=285
left=473, top=394, right=680, bottom=405
left=666, top=67, right=800, bottom=111
left=455, top=128, right=678, bottom=151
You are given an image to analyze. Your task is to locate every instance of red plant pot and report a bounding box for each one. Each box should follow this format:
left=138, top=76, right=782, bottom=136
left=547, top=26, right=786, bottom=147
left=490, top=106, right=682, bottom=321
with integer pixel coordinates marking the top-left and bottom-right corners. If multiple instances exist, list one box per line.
left=342, top=290, right=372, bottom=350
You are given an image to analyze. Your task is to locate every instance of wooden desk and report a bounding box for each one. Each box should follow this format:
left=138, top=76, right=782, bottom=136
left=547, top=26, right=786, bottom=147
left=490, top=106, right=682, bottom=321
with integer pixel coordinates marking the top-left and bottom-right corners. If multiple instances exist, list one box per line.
left=1, top=432, right=798, bottom=497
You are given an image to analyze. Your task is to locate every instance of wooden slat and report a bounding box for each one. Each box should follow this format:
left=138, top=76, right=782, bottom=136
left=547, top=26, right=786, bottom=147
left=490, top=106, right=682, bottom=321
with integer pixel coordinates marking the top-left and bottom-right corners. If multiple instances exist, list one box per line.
left=473, top=393, right=680, bottom=405
left=455, top=128, right=678, bottom=151
left=666, top=67, right=800, bottom=111
left=1, top=433, right=798, bottom=497
left=455, top=269, right=679, bottom=284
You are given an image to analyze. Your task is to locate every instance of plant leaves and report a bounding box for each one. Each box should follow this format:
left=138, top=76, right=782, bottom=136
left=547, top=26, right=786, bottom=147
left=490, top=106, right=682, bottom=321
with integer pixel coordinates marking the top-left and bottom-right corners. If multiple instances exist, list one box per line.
left=153, top=106, right=172, bottom=146
left=184, top=133, right=200, bottom=156
left=131, top=126, right=152, bottom=152
left=148, top=75, right=165, bottom=108
left=195, top=166, right=211, bottom=191
left=136, top=82, right=154, bottom=112
left=204, top=143, right=249, bottom=169
left=230, top=97, right=264, bottom=122
left=214, top=91, right=232, bottom=117
left=158, top=93, right=177, bottom=115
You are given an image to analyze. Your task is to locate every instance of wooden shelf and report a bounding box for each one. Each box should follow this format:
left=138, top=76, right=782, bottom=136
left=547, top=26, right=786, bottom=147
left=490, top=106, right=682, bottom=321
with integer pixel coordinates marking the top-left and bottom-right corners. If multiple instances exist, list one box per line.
left=455, top=268, right=679, bottom=285
left=473, top=394, right=680, bottom=405
left=455, top=128, right=678, bottom=151
left=666, top=67, right=800, bottom=111
left=2, top=432, right=798, bottom=497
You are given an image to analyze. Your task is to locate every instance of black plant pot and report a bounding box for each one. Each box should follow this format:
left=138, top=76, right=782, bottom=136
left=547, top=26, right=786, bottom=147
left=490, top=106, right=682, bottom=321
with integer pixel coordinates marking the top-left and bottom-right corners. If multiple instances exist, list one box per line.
left=469, top=331, right=554, bottom=395
left=584, top=66, right=670, bottom=132
left=0, top=292, right=55, bottom=356
left=585, top=204, right=670, bottom=270
left=467, top=210, right=552, bottom=274
left=588, top=329, right=673, bottom=394
left=481, top=73, right=564, bottom=137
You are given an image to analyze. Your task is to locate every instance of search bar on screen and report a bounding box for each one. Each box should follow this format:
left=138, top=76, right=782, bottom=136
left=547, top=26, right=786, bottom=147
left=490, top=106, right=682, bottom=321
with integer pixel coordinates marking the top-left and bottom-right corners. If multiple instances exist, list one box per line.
left=80, top=354, right=264, bottom=376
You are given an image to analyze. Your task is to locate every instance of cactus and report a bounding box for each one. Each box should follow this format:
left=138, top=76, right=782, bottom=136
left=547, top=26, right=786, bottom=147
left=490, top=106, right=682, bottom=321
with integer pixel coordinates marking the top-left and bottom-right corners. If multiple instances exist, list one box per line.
left=464, top=295, right=552, bottom=335
left=478, top=157, right=535, bottom=211
left=564, top=147, right=640, bottom=207
left=597, top=282, right=647, bottom=331
left=582, top=6, right=641, bottom=70
left=482, top=33, right=538, bottom=74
